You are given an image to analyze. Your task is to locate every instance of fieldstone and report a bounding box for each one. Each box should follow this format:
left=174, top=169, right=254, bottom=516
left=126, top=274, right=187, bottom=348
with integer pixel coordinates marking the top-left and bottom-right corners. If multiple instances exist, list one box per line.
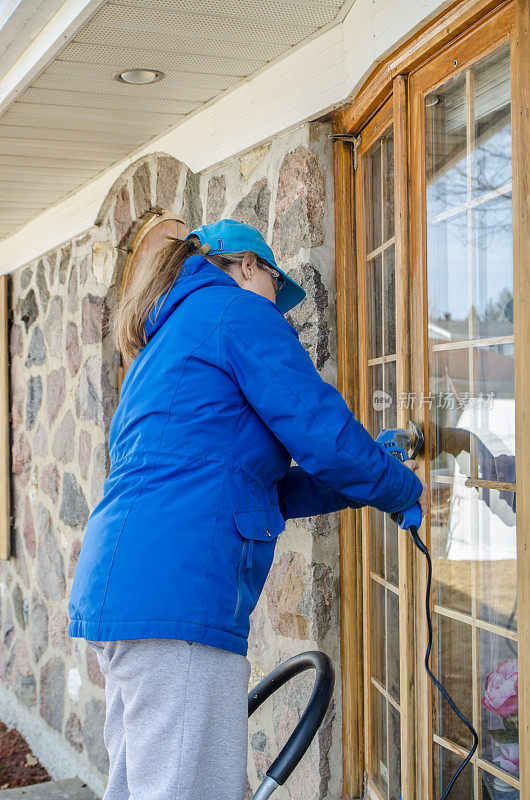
left=9, top=323, right=23, bottom=358
left=79, top=254, right=89, bottom=286
left=232, top=178, right=270, bottom=238
left=182, top=169, right=202, bottom=232
left=52, top=410, right=75, bottom=464
left=12, top=432, right=31, bottom=483
left=250, top=730, right=271, bottom=782
left=11, top=364, right=25, bottom=430
left=69, top=537, right=82, bottom=578
left=75, top=356, right=115, bottom=430
left=40, top=656, right=65, bottom=732
left=311, top=562, right=333, bottom=639
left=83, top=698, right=109, bottom=773
left=14, top=527, right=30, bottom=589
left=41, top=463, right=60, bottom=504
left=86, top=645, right=104, bottom=689
left=248, top=603, right=268, bottom=653
left=92, top=241, right=115, bottom=286
left=66, top=321, right=81, bottom=377
left=206, top=175, right=226, bottom=223
left=133, top=161, right=152, bottom=218
left=47, top=252, right=57, bottom=285
left=36, top=504, right=65, bottom=600
left=90, top=443, right=110, bottom=507
left=1, top=596, right=15, bottom=648
left=272, top=146, right=325, bottom=259
left=25, top=375, right=42, bottom=430
left=264, top=551, right=310, bottom=639
left=65, top=712, right=83, bottom=752
left=34, top=424, right=48, bottom=458
left=31, top=592, right=48, bottom=662
left=58, top=244, right=71, bottom=285
left=0, top=641, right=8, bottom=681
left=46, top=367, right=66, bottom=426
left=22, top=497, right=36, bottom=558
left=43, top=296, right=63, bottom=358
left=21, top=289, right=38, bottom=331
left=50, top=610, right=71, bottom=654
left=114, top=184, right=133, bottom=247
left=20, top=267, right=33, bottom=290
left=68, top=665, right=82, bottom=703
left=156, top=156, right=181, bottom=209
left=240, top=142, right=271, bottom=181
left=6, top=640, right=36, bottom=708
left=36, top=260, right=49, bottom=313
left=243, top=777, right=253, bottom=800
left=288, top=263, right=331, bottom=371
left=12, top=584, right=25, bottom=630
left=81, top=294, right=109, bottom=344
left=78, top=430, right=92, bottom=481
left=59, top=472, right=89, bottom=531
left=68, top=263, right=78, bottom=312
left=25, top=326, right=47, bottom=367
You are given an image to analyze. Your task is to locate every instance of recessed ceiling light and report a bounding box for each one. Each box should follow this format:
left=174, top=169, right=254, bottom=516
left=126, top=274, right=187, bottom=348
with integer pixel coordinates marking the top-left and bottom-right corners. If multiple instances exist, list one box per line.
left=115, top=69, right=165, bottom=85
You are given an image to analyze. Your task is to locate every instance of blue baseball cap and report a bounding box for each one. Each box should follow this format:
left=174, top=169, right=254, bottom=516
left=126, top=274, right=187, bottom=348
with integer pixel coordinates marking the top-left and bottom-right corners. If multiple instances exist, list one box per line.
left=185, top=219, right=306, bottom=314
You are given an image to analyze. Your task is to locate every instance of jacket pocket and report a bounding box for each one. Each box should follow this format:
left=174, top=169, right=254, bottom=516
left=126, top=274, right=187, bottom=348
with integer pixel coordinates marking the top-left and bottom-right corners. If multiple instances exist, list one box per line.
left=232, top=508, right=284, bottom=621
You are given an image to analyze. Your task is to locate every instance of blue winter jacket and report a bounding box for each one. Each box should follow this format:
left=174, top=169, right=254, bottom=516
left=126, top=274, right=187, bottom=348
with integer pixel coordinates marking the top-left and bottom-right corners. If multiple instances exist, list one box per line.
left=68, top=254, right=423, bottom=655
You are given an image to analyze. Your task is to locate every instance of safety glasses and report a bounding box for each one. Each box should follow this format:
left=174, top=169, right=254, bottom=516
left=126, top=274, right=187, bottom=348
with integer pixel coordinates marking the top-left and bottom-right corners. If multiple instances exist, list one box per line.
left=258, top=261, right=285, bottom=296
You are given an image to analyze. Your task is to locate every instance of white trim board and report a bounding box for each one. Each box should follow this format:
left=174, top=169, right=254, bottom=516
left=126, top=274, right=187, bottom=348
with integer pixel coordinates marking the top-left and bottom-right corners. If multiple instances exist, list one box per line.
left=0, top=0, right=447, bottom=274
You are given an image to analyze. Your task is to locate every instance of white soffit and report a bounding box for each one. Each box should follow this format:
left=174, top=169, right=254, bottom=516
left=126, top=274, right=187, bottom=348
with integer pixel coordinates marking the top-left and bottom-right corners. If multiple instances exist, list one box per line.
left=0, top=0, right=448, bottom=273
left=0, top=0, right=349, bottom=244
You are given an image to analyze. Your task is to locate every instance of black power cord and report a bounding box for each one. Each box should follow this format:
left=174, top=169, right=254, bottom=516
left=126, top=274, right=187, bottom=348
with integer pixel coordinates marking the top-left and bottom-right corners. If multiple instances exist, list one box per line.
left=409, top=524, right=479, bottom=799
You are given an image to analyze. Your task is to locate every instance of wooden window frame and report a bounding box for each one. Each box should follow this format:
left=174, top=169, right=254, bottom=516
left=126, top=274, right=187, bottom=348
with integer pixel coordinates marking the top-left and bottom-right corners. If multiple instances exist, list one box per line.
left=332, top=0, right=528, bottom=797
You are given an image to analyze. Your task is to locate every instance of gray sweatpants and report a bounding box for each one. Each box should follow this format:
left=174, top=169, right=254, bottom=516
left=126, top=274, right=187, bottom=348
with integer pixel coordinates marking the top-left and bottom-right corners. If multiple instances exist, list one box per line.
left=87, top=638, right=251, bottom=800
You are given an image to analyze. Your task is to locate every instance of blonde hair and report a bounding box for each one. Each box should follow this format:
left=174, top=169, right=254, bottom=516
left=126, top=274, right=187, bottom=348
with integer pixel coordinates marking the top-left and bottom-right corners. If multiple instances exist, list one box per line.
left=110, top=234, right=270, bottom=365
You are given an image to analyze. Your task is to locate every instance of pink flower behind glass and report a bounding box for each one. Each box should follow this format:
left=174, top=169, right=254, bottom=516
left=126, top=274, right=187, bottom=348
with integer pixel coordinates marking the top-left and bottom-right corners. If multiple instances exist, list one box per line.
left=481, top=659, right=518, bottom=717
left=498, top=742, right=520, bottom=774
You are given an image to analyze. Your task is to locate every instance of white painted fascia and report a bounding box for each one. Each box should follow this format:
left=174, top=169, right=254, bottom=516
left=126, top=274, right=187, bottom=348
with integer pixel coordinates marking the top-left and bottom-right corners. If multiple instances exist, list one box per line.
left=0, top=0, right=447, bottom=274
left=0, top=0, right=106, bottom=115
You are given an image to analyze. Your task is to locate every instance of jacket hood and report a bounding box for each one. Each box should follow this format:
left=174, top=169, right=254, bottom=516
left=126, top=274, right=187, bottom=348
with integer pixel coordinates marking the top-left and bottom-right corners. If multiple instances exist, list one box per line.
left=143, top=254, right=242, bottom=340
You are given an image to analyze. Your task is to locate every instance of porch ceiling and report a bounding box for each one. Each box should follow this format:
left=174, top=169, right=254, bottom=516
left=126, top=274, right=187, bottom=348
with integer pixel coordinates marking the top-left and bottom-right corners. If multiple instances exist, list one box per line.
left=0, top=0, right=349, bottom=242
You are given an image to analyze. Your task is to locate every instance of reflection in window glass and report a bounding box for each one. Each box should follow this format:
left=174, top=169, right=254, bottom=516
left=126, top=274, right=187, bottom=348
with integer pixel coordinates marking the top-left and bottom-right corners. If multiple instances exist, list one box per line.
left=480, top=631, right=518, bottom=777
left=425, top=42, right=516, bottom=796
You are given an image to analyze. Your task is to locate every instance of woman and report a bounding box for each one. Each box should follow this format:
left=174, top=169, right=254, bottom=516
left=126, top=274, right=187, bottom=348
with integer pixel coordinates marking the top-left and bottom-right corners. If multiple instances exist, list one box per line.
left=68, top=218, right=427, bottom=800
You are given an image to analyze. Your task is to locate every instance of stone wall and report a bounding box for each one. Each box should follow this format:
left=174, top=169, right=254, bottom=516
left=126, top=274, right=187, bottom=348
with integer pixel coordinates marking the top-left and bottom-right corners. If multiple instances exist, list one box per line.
left=0, top=119, right=343, bottom=800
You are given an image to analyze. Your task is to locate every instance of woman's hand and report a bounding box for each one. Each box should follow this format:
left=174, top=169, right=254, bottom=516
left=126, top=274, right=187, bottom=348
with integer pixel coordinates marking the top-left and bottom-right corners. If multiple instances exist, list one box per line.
left=403, top=459, right=429, bottom=515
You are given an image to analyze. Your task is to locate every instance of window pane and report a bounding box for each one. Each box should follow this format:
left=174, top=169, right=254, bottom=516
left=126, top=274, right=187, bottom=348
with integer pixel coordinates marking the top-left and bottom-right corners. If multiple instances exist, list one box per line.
left=434, top=745, right=473, bottom=799
left=384, top=245, right=396, bottom=355
left=370, top=579, right=386, bottom=686
left=367, top=254, right=383, bottom=358
left=388, top=704, right=401, bottom=800
left=382, top=128, right=395, bottom=241
left=386, top=514, right=399, bottom=588
left=371, top=686, right=388, bottom=796
left=425, top=44, right=515, bottom=798
left=387, top=589, right=400, bottom=703
left=473, top=197, right=513, bottom=341
left=432, top=615, right=473, bottom=749
left=480, top=631, right=519, bottom=777
left=366, top=142, right=382, bottom=252
left=480, top=769, right=519, bottom=800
